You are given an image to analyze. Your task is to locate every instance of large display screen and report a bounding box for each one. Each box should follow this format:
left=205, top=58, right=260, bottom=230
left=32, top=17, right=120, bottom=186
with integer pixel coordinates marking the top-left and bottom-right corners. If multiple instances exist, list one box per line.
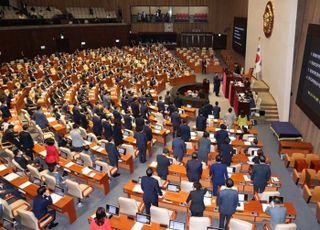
left=296, top=24, right=320, bottom=128
left=232, top=17, right=247, bottom=56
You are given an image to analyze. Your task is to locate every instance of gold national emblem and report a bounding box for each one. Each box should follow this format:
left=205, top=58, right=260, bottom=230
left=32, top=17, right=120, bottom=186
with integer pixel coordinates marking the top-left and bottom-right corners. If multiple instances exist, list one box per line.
left=263, top=1, right=274, bottom=38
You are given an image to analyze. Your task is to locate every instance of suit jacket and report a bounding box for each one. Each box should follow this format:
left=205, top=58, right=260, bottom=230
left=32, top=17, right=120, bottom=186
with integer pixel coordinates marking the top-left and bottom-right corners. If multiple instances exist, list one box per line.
left=19, top=130, right=34, bottom=149
left=141, top=176, right=162, bottom=203
left=186, top=159, right=203, bottom=182
left=103, top=123, right=113, bottom=141
left=123, top=115, right=133, bottom=130
left=113, top=123, right=123, bottom=146
left=186, top=189, right=207, bottom=214
left=0, top=104, right=11, bottom=119
left=156, top=154, right=171, bottom=179
left=210, top=163, right=228, bottom=185
left=220, top=143, right=235, bottom=166
left=212, top=106, right=221, bottom=118
left=217, top=188, right=238, bottom=215
left=157, top=101, right=165, bottom=112
left=265, top=206, right=287, bottom=229
left=72, top=107, right=81, bottom=125
left=112, top=110, right=122, bottom=122
left=196, top=115, right=207, bottom=131
left=214, top=130, right=229, bottom=150
left=121, top=97, right=128, bottom=112
left=251, top=163, right=271, bottom=188
left=143, top=125, right=153, bottom=142
left=32, top=110, right=49, bottom=129
left=135, top=116, right=145, bottom=130
left=179, top=124, right=191, bottom=142
left=174, top=96, right=183, bottom=108
left=172, top=137, right=186, bottom=159
left=131, top=102, right=140, bottom=117
left=80, top=113, right=88, bottom=129
left=92, top=115, right=102, bottom=136
left=14, top=156, right=28, bottom=169
left=134, top=132, right=147, bottom=150
left=32, top=195, right=53, bottom=219
left=140, top=105, right=149, bottom=119
left=170, top=112, right=181, bottom=128
left=198, top=137, right=211, bottom=163
left=105, top=142, right=120, bottom=167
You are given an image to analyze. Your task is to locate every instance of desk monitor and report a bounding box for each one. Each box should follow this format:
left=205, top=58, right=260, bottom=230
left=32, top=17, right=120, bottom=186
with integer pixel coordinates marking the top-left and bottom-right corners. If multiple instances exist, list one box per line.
left=118, top=147, right=126, bottom=155
left=60, top=151, right=67, bottom=159
left=169, top=220, right=185, bottom=230
left=106, top=204, right=119, bottom=216
left=94, top=164, right=103, bottom=172
left=204, top=190, right=212, bottom=198
left=155, top=124, right=163, bottom=130
left=167, top=183, right=180, bottom=192
left=238, top=193, right=248, bottom=202
left=138, top=177, right=142, bottom=184
left=136, top=213, right=150, bottom=224
left=207, top=227, right=224, bottom=230
left=227, top=167, right=235, bottom=174
left=75, top=158, right=83, bottom=165
left=269, top=196, right=284, bottom=203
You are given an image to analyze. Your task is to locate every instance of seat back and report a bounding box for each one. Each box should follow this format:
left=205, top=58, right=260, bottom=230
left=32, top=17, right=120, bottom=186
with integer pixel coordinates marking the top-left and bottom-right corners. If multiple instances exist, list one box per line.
left=95, top=160, right=112, bottom=177
left=274, top=223, right=297, bottom=230
left=229, top=218, right=253, bottom=230
left=150, top=206, right=171, bottom=226
left=87, top=133, right=98, bottom=143
left=17, top=209, right=39, bottom=230
left=66, top=179, right=83, bottom=199
left=27, top=164, right=42, bottom=180
left=306, top=154, right=320, bottom=167
left=3, top=149, right=14, bottom=159
left=80, top=153, right=93, bottom=167
left=59, top=147, right=73, bottom=160
left=12, top=159, right=25, bottom=172
left=121, top=144, right=135, bottom=158
left=0, top=198, right=13, bottom=219
left=258, top=191, right=280, bottom=202
left=118, top=197, right=138, bottom=217
left=43, top=173, right=57, bottom=191
left=189, top=216, right=211, bottom=230
left=181, top=180, right=194, bottom=192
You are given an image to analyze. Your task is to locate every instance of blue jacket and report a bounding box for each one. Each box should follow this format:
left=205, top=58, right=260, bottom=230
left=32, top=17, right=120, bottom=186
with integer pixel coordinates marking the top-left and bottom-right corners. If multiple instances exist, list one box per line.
left=140, top=105, right=149, bottom=119
left=198, top=137, right=211, bottom=163
left=196, top=115, right=207, bottom=131
left=220, top=143, right=235, bottom=166
left=32, top=195, right=53, bottom=219
left=92, top=115, right=102, bottom=137
left=251, top=163, right=271, bottom=188
left=186, top=159, right=203, bottom=182
left=265, top=206, right=287, bottom=229
left=131, top=102, right=140, bottom=117
left=105, top=142, right=120, bottom=167
left=179, top=124, right=191, bottom=142
left=210, top=163, right=228, bottom=185
left=156, top=154, right=171, bottom=179
left=172, top=137, right=186, bottom=159
left=157, top=101, right=165, bottom=112
left=123, top=115, right=133, bottom=130
left=141, top=176, right=162, bottom=203
left=217, top=188, right=238, bottom=215
left=134, top=132, right=147, bottom=150
left=32, top=110, right=49, bottom=129
left=171, top=112, right=181, bottom=128
left=214, top=129, right=229, bottom=150
left=103, top=122, right=113, bottom=141
left=143, top=125, right=153, bottom=142
left=212, top=106, right=221, bottom=118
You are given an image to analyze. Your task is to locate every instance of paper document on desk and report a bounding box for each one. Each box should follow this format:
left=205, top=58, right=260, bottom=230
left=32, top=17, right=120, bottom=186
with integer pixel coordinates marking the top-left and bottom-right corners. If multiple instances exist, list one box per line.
left=65, top=162, right=75, bottom=168
left=131, top=222, right=144, bottom=230
left=82, top=167, right=92, bottom=175
left=236, top=202, right=244, bottom=211
left=133, top=184, right=143, bottom=193
left=51, top=193, right=63, bottom=204
left=203, top=197, right=212, bottom=207
left=97, top=147, right=105, bottom=152
left=92, top=145, right=100, bottom=150
left=243, top=175, right=251, bottom=182
left=47, top=117, right=56, bottom=122
left=39, top=150, right=47, bottom=157
left=244, top=141, right=251, bottom=146
left=271, top=177, right=279, bottom=183
left=84, top=140, right=91, bottom=146
left=19, top=181, right=32, bottom=189
left=150, top=161, right=158, bottom=168
left=0, top=164, right=7, bottom=171
left=4, top=173, right=19, bottom=182
left=262, top=204, right=270, bottom=212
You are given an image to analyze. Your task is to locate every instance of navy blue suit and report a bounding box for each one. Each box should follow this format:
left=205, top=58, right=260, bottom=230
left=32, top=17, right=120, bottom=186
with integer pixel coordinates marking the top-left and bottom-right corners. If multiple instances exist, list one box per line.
left=113, top=110, right=122, bottom=122
left=141, top=176, right=162, bottom=214
left=174, top=96, right=183, bottom=108
left=113, top=122, right=123, bottom=146
left=212, top=106, right=221, bottom=119
left=105, top=142, right=120, bottom=167
left=123, top=115, right=133, bottom=130
left=32, top=110, right=49, bottom=129
left=121, top=97, right=128, bottom=112
left=170, top=111, right=181, bottom=137
left=134, top=131, right=147, bottom=163
left=196, top=115, right=207, bottom=131
left=172, top=137, right=186, bottom=161
left=215, top=129, right=229, bottom=150
left=156, top=154, right=171, bottom=180
left=32, top=195, right=55, bottom=220
left=92, top=115, right=102, bottom=137
left=103, top=122, right=113, bottom=141
left=143, top=125, right=153, bottom=142
left=220, top=143, right=235, bottom=166
left=19, top=130, right=34, bottom=159
left=135, top=116, right=145, bottom=130
left=186, top=189, right=207, bottom=216
left=157, top=101, right=165, bottom=112
left=210, top=163, right=228, bottom=195
left=186, top=159, right=203, bottom=182
left=131, top=102, right=140, bottom=117
left=140, top=105, right=149, bottom=119
left=217, top=188, right=238, bottom=229
left=179, top=124, right=191, bottom=142
left=0, top=104, right=11, bottom=119
left=251, top=163, right=271, bottom=193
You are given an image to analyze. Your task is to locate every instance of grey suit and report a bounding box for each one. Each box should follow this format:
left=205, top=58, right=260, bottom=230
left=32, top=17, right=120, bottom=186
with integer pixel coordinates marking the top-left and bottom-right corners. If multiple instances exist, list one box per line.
left=251, top=163, right=271, bottom=193
left=198, top=137, right=211, bottom=163
left=32, top=110, right=49, bottom=129
left=265, top=206, right=287, bottom=229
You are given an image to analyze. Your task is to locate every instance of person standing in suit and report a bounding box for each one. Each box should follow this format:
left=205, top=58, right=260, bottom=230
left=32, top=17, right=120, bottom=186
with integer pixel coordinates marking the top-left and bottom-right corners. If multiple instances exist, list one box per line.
left=19, top=124, right=34, bottom=160
left=131, top=98, right=140, bottom=118
left=265, top=196, right=287, bottom=229
left=134, top=127, right=147, bottom=163
left=79, top=109, right=89, bottom=130
left=196, top=112, right=207, bottom=131
left=186, top=182, right=207, bottom=217
left=220, top=137, right=235, bottom=166
left=103, top=118, right=113, bottom=141
left=172, top=132, right=186, bottom=162
left=251, top=156, right=271, bottom=193
left=112, top=107, right=122, bottom=123
left=157, top=96, right=165, bottom=112
left=72, top=106, right=81, bottom=126
left=212, top=101, right=221, bottom=119
left=32, top=106, right=49, bottom=129
left=164, top=91, right=171, bottom=105
left=213, top=74, right=221, bottom=96
left=217, top=179, right=238, bottom=229
left=32, top=186, right=59, bottom=229
left=141, top=168, right=163, bottom=215
left=179, top=120, right=191, bottom=142
left=123, top=111, right=133, bottom=130
left=113, top=120, right=123, bottom=146
left=197, top=131, right=211, bottom=164
left=186, top=153, right=203, bottom=182
left=174, top=93, right=183, bottom=108
left=92, top=114, right=103, bottom=137
left=210, top=155, right=228, bottom=196
left=135, top=115, right=145, bottom=131
left=171, top=110, right=181, bottom=138
left=0, top=99, right=11, bottom=121
left=143, top=121, right=153, bottom=142
left=214, top=124, right=229, bottom=150
left=156, top=148, right=171, bottom=180
left=140, top=102, right=149, bottom=119
left=105, top=140, right=120, bottom=177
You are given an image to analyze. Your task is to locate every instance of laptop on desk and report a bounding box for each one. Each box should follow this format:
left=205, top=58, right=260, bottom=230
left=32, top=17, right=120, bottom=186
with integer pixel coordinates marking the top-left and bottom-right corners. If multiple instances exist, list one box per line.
left=169, top=220, right=185, bottom=230
left=167, top=183, right=180, bottom=192
left=106, top=204, right=119, bottom=216
left=93, top=164, right=103, bottom=172
left=136, top=213, right=150, bottom=224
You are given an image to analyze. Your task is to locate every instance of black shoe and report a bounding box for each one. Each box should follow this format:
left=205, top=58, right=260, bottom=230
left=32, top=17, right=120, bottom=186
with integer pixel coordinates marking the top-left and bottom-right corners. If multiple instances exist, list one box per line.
left=49, top=222, right=59, bottom=229
left=112, top=173, right=120, bottom=177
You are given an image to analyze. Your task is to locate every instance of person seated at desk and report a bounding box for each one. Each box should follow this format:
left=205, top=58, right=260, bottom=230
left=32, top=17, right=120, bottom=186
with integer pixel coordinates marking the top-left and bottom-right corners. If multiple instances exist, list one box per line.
left=179, top=119, right=191, bottom=142
left=2, top=124, right=21, bottom=148
left=220, top=137, right=235, bottom=167
left=214, top=124, right=229, bottom=151
left=223, top=108, right=236, bottom=129
left=172, top=132, right=186, bottom=162
left=13, top=148, right=30, bottom=170
left=90, top=207, right=112, bottom=230
left=265, top=196, right=287, bottom=230
left=237, top=110, right=249, bottom=127
left=251, top=155, right=271, bottom=193
left=141, top=167, right=163, bottom=215
left=48, top=164, right=65, bottom=187
left=32, top=186, right=59, bottom=229
left=156, top=148, right=172, bottom=180
left=210, top=155, right=228, bottom=196
left=251, top=149, right=264, bottom=165
left=186, top=181, right=207, bottom=217
left=186, top=153, right=203, bottom=182
left=212, top=101, right=221, bottom=119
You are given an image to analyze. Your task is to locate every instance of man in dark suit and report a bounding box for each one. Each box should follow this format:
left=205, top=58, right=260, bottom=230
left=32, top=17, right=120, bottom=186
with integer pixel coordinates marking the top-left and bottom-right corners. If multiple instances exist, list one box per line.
left=0, top=99, right=11, bottom=121
left=186, top=182, right=207, bottom=216
left=213, top=74, right=221, bottom=96
left=220, top=137, right=235, bottom=167
left=141, top=167, right=163, bottom=215
left=196, top=112, right=207, bottom=131
left=174, top=93, right=183, bottom=108
left=92, top=114, right=102, bottom=137
left=131, top=98, right=140, bottom=118
left=134, top=127, right=147, bottom=163
left=212, top=101, right=221, bottom=119
left=72, top=106, right=81, bottom=125
left=105, top=140, right=120, bottom=177
left=179, top=120, right=191, bottom=142
left=172, top=132, right=186, bottom=162
left=217, top=179, right=238, bottom=229
left=123, top=111, right=133, bottom=130
left=171, top=110, right=181, bottom=138
left=19, top=124, right=34, bottom=160
left=210, top=155, right=228, bottom=196
left=13, top=148, right=30, bottom=170
left=135, top=115, right=145, bottom=131
left=2, top=124, right=20, bottom=148
left=251, top=156, right=271, bottom=193
left=157, top=96, right=165, bottom=112
left=186, top=153, right=203, bottom=182
left=32, top=186, right=58, bottom=229
left=112, top=106, right=122, bottom=122
left=140, top=102, right=149, bottom=119
left=143, top=121, right=153, bottom=142
left=103, top=118, right=113, bottom=141
left=156, top=148, right=171, bottom=180
left=32, top=106, right=49, bottom=129
left=214, top=124, right=229, bottom=150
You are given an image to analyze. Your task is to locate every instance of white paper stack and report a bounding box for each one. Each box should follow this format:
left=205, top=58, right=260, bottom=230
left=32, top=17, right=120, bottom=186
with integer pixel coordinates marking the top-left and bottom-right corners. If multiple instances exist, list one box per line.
left=19, top=181, right=32, bottom=189
left=133, top=184, right=143, bottom=193
left=65, top=162, right=75, bottom=168
left=4, top=173, right=19, bottom=182
left=51, top=193, right=63, bottom=204
left=0, top=164, right=7, bottom=171
left=149, top=161, right=158, bottom=168
left=82, top=167, right=92, bottom=175
left=130, top=222, right=144, bottom=230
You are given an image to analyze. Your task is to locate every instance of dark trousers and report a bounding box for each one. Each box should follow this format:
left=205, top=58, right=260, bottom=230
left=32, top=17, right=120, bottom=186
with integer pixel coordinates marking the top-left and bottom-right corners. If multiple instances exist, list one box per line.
left=144, top=200, right=158, bottom=215
left=254, top=183, right=266, bottom=193
left=172, top=126, right=179, bottom=138
left=219, top=213, right=232, bottom=229
left=212, top=182, right=223, bottom=196
left=24, top=147, right=34, bottom=160
left=138, top=148, right=146, bottom=163
left=191, top=211, right=203, bottom=217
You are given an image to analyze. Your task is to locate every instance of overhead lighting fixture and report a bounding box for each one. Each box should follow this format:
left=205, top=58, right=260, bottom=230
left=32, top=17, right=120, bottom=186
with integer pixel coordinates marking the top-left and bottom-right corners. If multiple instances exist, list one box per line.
left=115, top=39, right=120, bottom=43
left=81, top=41, right=86, bottom=45
left=40, top=45, right=46, bottom=50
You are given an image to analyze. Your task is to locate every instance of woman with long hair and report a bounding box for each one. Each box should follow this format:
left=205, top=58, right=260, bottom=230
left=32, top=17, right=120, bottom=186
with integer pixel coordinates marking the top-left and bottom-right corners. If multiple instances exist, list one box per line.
left=90, top=207, right=111, bottom=230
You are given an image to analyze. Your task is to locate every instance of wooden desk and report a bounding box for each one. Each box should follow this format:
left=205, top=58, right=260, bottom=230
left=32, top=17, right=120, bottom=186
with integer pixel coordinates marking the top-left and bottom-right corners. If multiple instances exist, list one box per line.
left=123, top=136, right=153, bottom=159
left=42, top=108, right=66, bottom=135
left=169, top=75, right=196, bottom=86
left=152, top=129, right=170, bottom=145
left=181, top=106, right=197, bottom=120
left=279, top=141, right=313, bottom=153
left=0, top=165, right=77, bottom=223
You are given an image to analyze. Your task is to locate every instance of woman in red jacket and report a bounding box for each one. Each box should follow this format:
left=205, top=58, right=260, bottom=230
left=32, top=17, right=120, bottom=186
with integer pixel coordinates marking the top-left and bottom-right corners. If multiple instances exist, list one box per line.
left=45, top=138, right=59, bottom=171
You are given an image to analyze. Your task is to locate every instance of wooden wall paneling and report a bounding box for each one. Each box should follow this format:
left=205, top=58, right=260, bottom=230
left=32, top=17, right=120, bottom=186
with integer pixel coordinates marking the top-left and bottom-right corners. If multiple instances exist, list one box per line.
left=289, top=0, right=320, bottom=153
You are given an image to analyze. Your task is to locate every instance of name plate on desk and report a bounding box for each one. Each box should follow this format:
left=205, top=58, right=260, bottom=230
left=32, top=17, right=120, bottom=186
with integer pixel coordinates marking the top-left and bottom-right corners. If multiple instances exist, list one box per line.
left=4, top=173, right=19, bottom=182
left=51, top=193, right=63, bottom=204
